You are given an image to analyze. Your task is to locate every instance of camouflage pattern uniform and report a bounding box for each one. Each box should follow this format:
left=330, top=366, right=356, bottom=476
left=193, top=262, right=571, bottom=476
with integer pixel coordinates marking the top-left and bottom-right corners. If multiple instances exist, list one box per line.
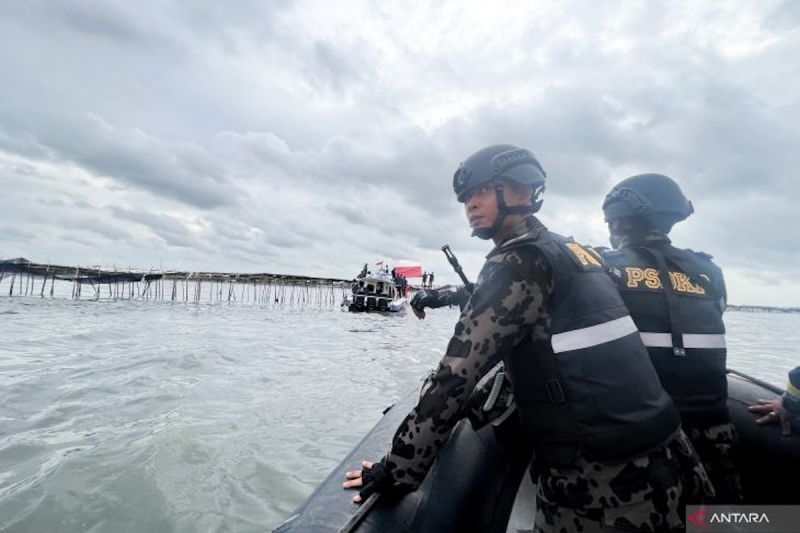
left=381, top=216, right=711, bottom=532
left=384, top=216, right=551, bottom=490
left=684, top=422, right=742, bottom=504
left=535, top=431, right=712, bottom=532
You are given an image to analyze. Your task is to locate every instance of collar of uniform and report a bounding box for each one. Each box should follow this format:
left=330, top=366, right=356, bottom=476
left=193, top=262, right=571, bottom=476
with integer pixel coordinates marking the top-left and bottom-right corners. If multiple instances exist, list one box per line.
left=619, top=230, right=672, bottom=249
left=487, top=215, right=546, bottom=257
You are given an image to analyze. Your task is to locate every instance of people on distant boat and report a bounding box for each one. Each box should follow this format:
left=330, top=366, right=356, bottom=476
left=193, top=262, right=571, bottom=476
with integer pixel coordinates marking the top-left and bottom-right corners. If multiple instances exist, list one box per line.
left=600, top=173, right=742, bottom=503
left=359, top=263, right=368, bottom=278
left=343, top=145, right=709, bottom=532
left=749, top=366, right=800, bottom=435
left=422, top=272, right=428, bottom=287
left=427, top=272, right=434, bottom=288
left=396, top=275, right=407, bottom=297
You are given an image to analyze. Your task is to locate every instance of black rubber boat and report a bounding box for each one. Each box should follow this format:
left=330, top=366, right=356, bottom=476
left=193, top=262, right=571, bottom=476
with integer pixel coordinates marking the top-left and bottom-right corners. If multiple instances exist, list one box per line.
left=273, top=370, right=800, bottom=533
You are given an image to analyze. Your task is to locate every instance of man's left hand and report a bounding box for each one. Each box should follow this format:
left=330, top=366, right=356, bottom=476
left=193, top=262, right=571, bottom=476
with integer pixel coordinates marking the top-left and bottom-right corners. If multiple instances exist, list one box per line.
left=342, top=460, right=373, bottom=503
left=343, top=460, right=397, bottom=504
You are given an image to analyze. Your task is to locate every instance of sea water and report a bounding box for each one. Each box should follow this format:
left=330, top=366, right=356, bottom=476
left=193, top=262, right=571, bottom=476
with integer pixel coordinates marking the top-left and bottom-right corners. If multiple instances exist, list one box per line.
left=0, top=296, right=797, bottom=532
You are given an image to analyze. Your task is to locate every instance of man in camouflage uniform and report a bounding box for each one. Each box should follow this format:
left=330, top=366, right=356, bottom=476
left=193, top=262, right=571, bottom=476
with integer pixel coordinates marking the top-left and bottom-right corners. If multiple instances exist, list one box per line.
left=600, top=174, right=742, bottom=504
left=344, top=146, right=710, bottom=532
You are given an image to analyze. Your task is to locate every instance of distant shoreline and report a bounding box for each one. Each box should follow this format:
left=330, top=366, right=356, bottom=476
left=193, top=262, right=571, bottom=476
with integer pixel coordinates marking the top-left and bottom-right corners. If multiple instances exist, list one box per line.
left=728, top=304, right=800, bottom=314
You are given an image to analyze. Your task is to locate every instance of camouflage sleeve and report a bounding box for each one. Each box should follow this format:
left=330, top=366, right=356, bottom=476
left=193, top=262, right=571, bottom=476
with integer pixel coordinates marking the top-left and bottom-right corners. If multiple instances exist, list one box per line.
left=432, top=284, right=470, bottom=309
left=383, top=247, right=552, bottom=489
left=450, top=284, right=470, bottom=310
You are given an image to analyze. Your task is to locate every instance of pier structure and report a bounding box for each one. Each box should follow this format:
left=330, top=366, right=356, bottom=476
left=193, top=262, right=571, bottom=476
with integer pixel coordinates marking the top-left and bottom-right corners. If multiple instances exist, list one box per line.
left=0, top=258, right=349, bottom=307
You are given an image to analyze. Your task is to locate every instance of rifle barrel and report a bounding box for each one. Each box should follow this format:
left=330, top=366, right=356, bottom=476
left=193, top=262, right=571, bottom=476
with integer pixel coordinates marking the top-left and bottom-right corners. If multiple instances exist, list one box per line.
left=441, top=245, right=472, bottom=292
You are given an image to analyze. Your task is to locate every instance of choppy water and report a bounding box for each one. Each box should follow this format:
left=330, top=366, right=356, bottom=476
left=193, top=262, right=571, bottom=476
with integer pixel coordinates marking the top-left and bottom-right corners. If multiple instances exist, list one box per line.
left=0, top=296, right=798, bottom=532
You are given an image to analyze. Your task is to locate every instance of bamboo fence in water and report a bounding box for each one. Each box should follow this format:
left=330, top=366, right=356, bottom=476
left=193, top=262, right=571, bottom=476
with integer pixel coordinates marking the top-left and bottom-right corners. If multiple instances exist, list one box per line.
left=0, top=258, right=350, bottom=307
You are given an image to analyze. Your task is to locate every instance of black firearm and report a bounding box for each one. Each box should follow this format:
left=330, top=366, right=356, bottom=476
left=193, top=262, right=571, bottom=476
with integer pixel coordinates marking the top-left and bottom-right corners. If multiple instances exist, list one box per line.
left=441, top=245, right=473, bottom=295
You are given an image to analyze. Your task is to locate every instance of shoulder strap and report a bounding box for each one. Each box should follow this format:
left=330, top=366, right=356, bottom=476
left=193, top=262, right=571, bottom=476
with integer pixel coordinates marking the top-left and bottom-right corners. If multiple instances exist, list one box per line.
left=634, top=246, right=686, bottom=357
left=663, top=246, right=719, bottom=298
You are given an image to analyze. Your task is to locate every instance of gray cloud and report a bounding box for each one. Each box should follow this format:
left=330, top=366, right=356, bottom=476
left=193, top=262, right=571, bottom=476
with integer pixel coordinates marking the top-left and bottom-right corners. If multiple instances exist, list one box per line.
left=108, top=206, right=199, bottom=249
left=0, top=1, right=797, bottom=305
left=60, top=233, right=99, bottom=250
left=0, top=224, right=37, bottom=242
left=51, top=1, right=174, bottom=49
left=309, top=40, right=365, bottom=95
left=0, top=111, right=235, bottom=208
left=66, top=218, right=132, bottom=242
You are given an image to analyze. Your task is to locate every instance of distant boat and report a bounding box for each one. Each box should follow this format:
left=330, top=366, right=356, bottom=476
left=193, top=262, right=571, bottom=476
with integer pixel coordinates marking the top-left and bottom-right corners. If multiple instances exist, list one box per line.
left=342, top=273, right=406, bottom=313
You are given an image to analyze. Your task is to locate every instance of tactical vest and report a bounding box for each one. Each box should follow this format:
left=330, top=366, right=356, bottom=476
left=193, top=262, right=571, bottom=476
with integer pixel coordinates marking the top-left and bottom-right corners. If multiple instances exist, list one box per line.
left=602, top=244, right=729, bottom=427
left=492, top=228, right=680, bottom=467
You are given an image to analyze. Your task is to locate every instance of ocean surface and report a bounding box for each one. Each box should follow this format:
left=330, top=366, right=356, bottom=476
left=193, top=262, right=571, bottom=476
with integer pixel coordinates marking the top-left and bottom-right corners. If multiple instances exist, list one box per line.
left=0, top=294, right=798, bottom=532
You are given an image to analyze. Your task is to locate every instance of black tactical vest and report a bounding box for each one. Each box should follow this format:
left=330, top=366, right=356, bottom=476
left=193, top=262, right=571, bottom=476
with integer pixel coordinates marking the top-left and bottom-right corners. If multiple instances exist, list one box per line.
left=602, top=243, right=729, bottom=427
left=491, top=228, right=680, bottom=467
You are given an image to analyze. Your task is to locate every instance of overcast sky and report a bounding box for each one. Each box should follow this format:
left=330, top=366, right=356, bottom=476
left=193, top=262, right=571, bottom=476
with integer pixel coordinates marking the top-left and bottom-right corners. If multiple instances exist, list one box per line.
left=0, top=1, right=798, bottom=306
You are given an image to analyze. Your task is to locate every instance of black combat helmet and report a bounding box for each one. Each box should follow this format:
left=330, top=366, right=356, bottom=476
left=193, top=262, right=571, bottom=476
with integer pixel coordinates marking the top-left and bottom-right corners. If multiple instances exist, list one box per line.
left=453, top=145, right=547, bottom=239
left=602, top=173, right=694, bottom=233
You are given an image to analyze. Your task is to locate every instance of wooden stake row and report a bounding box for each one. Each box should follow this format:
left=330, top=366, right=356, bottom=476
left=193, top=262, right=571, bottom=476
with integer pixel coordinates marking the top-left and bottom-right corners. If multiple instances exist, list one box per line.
left=0, top=259, right=349, bottom=307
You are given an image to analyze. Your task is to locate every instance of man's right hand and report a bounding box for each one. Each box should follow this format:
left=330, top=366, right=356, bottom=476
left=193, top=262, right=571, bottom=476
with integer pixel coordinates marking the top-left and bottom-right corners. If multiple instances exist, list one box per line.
left=410, top=289, right=446, bottom=319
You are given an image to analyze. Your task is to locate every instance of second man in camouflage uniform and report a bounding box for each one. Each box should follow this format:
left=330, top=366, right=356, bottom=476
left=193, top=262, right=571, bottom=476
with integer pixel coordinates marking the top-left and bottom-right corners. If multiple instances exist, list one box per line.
left=600, top=173, right=742, bottom=503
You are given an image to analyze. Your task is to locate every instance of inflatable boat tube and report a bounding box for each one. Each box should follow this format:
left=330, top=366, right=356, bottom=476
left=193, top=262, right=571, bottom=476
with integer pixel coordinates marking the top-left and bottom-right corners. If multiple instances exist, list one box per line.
left=274, top=370, right=800, bottom=532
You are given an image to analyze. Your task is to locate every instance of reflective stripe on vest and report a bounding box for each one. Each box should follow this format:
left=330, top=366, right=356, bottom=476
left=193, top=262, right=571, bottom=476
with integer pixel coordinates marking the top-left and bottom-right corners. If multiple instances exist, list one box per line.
left=551, top=315, right=638, bottom=354
left=639, top=332, right=726, bottom=349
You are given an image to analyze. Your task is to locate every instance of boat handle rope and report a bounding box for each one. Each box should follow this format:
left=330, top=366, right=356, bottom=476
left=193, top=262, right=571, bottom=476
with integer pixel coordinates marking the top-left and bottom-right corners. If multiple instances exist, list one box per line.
left=338, top=492, right=380, bottom=533
left=726, top=368, right=784, bottom=395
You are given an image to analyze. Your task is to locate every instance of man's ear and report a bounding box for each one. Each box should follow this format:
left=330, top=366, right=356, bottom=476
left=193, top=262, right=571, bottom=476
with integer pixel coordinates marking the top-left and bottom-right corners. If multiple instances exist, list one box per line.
left=511, top=183, right=534, bottom=205
left=522, top=184, right=534, bottom=204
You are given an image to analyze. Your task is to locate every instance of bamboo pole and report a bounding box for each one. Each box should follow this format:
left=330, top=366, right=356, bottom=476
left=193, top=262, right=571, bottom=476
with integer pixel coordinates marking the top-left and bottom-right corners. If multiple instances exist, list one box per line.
left=0, top=261, right=347, bottom=308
